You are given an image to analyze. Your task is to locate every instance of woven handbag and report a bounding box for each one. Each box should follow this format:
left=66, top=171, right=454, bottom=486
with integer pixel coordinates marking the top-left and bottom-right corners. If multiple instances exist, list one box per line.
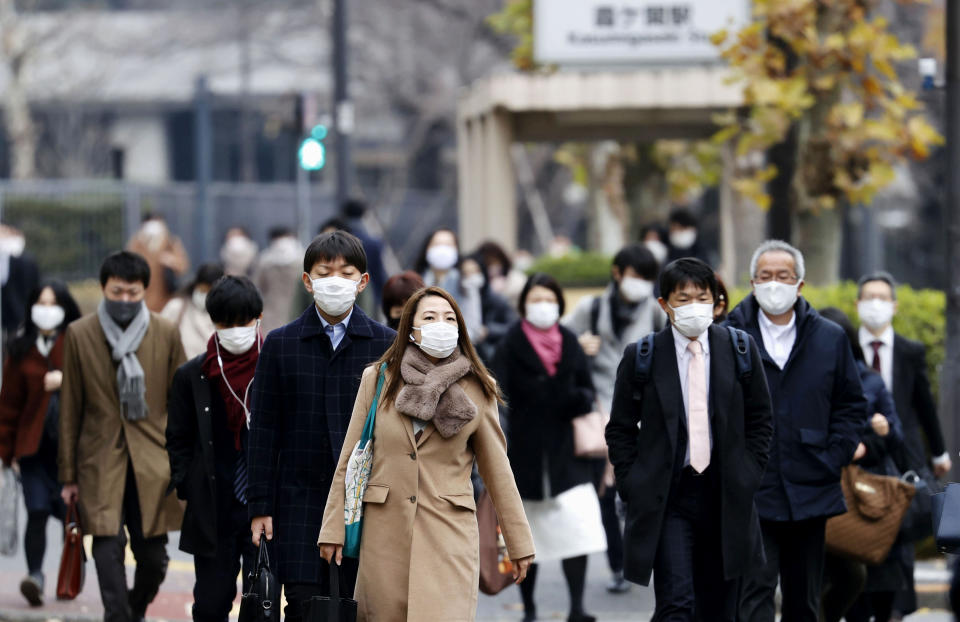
left=825, top=465, right=915, bottom=565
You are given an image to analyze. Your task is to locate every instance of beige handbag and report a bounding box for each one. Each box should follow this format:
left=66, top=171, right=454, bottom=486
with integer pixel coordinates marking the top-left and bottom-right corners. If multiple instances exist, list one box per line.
left=572, top=404, right=609, bottom=459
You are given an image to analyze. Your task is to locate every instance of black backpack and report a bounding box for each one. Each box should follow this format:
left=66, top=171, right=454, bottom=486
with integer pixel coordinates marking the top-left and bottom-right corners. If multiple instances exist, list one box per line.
left=633, top=326, right=753, bottom=399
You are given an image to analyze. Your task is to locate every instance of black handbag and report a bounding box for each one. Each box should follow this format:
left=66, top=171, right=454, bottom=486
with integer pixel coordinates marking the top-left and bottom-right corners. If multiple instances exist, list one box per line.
left=934, top=482, right=960, bottom=553
left=238, top=534, right=280, bottom=622
left=303, top=562, right=358, bottom=622
left=900, top=468, right=943, bottom=542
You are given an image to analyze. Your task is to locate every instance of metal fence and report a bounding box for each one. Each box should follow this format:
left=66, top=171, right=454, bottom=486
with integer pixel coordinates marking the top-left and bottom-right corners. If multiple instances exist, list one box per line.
left=0, top=180, right=455, bottom=283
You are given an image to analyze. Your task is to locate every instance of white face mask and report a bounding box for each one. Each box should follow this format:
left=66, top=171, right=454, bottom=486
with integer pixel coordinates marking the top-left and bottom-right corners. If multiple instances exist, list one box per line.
left=217, top=321, right=260, bottom=355
left=620, top=276, right=654, bottom=303
left=670, top=229, right=697, bottom=250
left=526, top=302, right=560, bottom=330
left=311, top=276, right=360, bottom=317
left=141, top=220, right=166, bottom=239
left=754, top=281, right=799, bottom=316
left=669, top=302, right=714, bottom=338
left=32, top=304, right=65, bottom=331
left=426, top=245, right=458, bottom=271
left=858, top=299, right=895, bottom=331
left=411, top=321, right=459, bottom=358
left=645, top=239, right=668, bottom=265
left=462, top=273, right=485, bottom=291
left=192, top=290, right=207, bottom=311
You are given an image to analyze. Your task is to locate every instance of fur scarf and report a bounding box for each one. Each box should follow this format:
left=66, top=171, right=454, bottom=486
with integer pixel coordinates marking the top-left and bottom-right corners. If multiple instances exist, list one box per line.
left=395, top=344, right=477, bottom=438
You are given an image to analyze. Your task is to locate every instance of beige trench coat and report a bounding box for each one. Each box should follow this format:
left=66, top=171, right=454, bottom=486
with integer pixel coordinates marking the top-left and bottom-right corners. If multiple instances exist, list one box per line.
left=319, top=365, right=534, bottom=622
left=58, top=313, right=186, bottom=538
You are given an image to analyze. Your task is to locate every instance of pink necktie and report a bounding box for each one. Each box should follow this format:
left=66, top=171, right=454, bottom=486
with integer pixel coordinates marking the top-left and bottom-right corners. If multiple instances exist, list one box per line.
left=687, top=340, right=710, bottom=473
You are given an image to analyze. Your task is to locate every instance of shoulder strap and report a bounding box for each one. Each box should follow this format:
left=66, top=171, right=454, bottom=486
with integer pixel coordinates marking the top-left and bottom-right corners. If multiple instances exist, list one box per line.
left=726, top=326, right=753, bottom=383
left=361, top=364, right=387, bottom=442
left=634, top=333, right=656, bottom=386
left=590, top=296, right=602, bottom=335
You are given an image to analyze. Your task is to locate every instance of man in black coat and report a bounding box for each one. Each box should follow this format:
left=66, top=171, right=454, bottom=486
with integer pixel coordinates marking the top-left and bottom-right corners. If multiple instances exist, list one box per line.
left=167, top=275, right=264, bottom=622
left=246, top=232, right=395, bottom=622
left=856, top=270, right=950, bottom=615
left=606, top=258, right=773, bottom=621
left=729, top=240, right=866, bottom=622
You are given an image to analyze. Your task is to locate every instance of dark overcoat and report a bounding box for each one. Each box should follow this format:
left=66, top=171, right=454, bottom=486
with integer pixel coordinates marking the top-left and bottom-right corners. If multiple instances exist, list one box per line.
left=246, top=305, right=395, bottom=583
left=605, top=324, right=773, bottom=585
left=891, top=334, right=946, bottom=472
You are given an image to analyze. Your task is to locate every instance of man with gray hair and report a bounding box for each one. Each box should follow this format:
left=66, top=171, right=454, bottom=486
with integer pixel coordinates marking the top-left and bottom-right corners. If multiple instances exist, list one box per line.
left=728, top=240, right=866, bottom=622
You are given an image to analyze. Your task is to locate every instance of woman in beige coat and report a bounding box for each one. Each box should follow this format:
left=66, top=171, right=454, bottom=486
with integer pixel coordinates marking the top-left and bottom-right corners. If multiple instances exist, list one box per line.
left=319, top=286, right=535, bottom=621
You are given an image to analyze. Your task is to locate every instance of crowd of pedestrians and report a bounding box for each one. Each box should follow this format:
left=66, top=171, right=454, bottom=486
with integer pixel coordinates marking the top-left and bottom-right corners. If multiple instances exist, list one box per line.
left=0, top=203, right=951, bottom=622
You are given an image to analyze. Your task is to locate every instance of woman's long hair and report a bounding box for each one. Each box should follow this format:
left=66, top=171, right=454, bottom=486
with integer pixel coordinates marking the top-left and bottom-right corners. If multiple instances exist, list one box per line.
left=375, top=286, right=502, bottom=406
left=9, top=280, right=82, bottom=361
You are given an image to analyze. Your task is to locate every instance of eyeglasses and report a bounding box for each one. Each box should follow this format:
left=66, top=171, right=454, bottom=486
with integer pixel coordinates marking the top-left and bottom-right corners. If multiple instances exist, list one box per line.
left=754, top=273, right=799, bottom=285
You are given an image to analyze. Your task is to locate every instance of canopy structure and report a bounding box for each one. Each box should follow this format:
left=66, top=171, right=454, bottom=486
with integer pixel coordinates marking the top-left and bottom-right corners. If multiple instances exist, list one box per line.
left=456, top=67, right=763, bottom=281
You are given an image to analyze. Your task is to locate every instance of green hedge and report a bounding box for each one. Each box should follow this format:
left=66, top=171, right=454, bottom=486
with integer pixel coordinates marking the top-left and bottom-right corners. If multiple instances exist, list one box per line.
left=730, top=282, right=945, bottom=396
left=527, top=252, right=612, bottom=287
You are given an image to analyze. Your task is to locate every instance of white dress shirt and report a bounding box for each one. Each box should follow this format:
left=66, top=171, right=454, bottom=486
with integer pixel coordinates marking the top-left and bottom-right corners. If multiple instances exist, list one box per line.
left=672, top=325, right=712, bottom=465
left=858, top=325, right=894, bottom=391
left=758, top=309, right=796, bottom=370
left=317, top=306, right=353, bottom=351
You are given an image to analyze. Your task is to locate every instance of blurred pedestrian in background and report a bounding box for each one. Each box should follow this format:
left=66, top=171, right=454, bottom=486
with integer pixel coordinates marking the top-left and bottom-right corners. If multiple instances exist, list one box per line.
left=59, top=251, right=186, bottom=622
left=458, top=253, right=516, bottom=364
left=476, top=240, right=528, bottom=308
left=167, top=276, right=263, bottom=622
left=247, top=231, right=395, bottom=621
left=606, top=258, right=772, bottom=621
left=342, top=199, right=388, bottom=308
left=161, top=263, right=224, bottom=359
left=818, top=307, right=906, bottom=622
left=416, top=228, right=462, bottom=295
left=854, top=270, right=950, bottom=617
left=0, top=225, right=40, bottom=351
left=713, top=273, right=730, bottom=323
left=381, top=271, right=425, bottom=331
left=563, top=244, right=665, bottom=593
left=640, top=223, right=669, bottom=269
left=666, top=208, right=710, bottom=265
left=494, top=273, right=605, bottom=622
left=126, top=213, right=190, bottom=312
left=219, top=227, right=258, bottom=277
left=730, top=240, right=866, bottom=622
left=319, top=286, right=534, bottom=621
left=252, top=227, right=304, bottom=334
left=0, top=280, right=80, bottom=606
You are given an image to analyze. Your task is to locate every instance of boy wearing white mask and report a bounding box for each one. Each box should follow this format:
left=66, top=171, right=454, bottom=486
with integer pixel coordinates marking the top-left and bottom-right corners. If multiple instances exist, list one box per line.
left=856, top=270, right=949, bottom=617
left=564, top=243, right=665, bottom=593
left=729, top=240, right=866, bottom=622
left=607, top=257, right=773, bottom=620
left=246, top=231, right=395, bottom=621
left=166, top=275, right=264, bottom=622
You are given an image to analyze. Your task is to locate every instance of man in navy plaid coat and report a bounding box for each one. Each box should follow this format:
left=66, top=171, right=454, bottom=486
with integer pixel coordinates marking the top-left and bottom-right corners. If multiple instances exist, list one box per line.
left=247, top=231, right=395, bottom=622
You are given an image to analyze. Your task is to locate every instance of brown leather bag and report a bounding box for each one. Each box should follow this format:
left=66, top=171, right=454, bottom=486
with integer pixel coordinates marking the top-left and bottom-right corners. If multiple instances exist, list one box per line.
left=825, top=465, right=915, bottom=565
left=572, top=404, right=609, bottom=459
left=477, top=489, right=514, bottom=595
left=56, top=500, right=86, bottom=600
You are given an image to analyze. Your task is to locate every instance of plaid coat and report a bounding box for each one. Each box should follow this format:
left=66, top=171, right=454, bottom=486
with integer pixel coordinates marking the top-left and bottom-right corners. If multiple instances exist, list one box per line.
left=247, top=304, right=395, bottom=583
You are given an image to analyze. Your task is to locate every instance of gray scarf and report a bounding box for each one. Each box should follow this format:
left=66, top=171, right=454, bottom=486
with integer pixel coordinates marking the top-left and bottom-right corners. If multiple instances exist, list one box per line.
left=97, top=300, right=150, bottom=421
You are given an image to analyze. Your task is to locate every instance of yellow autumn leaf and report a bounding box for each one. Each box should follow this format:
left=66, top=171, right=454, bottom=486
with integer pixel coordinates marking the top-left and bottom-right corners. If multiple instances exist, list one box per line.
left=710, top=29, right=729, bottom=46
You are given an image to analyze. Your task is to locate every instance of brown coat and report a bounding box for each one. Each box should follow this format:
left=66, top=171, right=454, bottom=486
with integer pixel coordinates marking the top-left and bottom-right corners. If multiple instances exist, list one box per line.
left=58, top=312, right=186, bottom=538
left=126, top=234, right=190, bottom=312
left=319, top=365, right=534, bottom=622
left=0, top=336, right=65, bottom=464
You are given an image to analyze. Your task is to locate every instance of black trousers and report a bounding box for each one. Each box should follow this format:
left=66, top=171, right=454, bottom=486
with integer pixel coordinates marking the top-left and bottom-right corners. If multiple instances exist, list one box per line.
left=192, top=498, right=257, bottom=622
left=651, top=467, right=736, bottom=622
left=282, top=558, right=358, bottom=622
left=820, top=553, right=866, bottom=622
left=598, top=482, right=624, bottom=574
left=738, top=517, right=827, bottom=622
left=91, top=462, right=169, bottom=622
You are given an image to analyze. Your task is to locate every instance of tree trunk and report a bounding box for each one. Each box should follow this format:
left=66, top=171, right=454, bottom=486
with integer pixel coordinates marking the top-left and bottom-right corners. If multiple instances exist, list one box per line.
left=793, top=205, right=842, bottom=285
left=0, top=0, right=37, bottom=179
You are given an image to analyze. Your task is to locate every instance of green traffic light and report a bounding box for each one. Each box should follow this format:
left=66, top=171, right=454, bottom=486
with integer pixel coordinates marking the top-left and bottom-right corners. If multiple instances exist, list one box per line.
left=299, top=137, right=325, bottom=170
left=311, top=124, right=328, bottom=141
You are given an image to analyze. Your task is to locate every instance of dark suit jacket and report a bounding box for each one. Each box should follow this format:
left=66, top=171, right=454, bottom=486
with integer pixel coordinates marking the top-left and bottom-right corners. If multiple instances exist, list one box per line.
left=492, top=321, right=595, bottom=500
left=892, top=334, right=946, bottom=472
left=606, top=324, right=773, bottom=585
left=2, top=253, right=40, bottom=334
left=246, top=304, right=395, bottom=583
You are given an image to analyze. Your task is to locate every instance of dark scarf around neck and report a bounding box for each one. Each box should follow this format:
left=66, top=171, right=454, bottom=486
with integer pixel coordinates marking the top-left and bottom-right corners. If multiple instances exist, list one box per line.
left=395, top=344, right=477, bottom=438
left=201, top=334, right=259, bottom=450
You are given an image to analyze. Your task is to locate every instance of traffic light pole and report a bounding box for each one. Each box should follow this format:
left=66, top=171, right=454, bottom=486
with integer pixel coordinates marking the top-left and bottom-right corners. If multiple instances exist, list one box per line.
left=943, top=0, right=960, bottom=475
left=332, top=0, right=352, bottom=208
left=194, top=75, right=213, bottom=263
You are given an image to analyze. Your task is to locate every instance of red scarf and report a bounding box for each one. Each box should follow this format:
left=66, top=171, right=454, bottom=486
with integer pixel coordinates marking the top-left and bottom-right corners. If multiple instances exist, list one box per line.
left=201, top=333, right=260, bottom=450
left=521, top=319, right=563, bottom=376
